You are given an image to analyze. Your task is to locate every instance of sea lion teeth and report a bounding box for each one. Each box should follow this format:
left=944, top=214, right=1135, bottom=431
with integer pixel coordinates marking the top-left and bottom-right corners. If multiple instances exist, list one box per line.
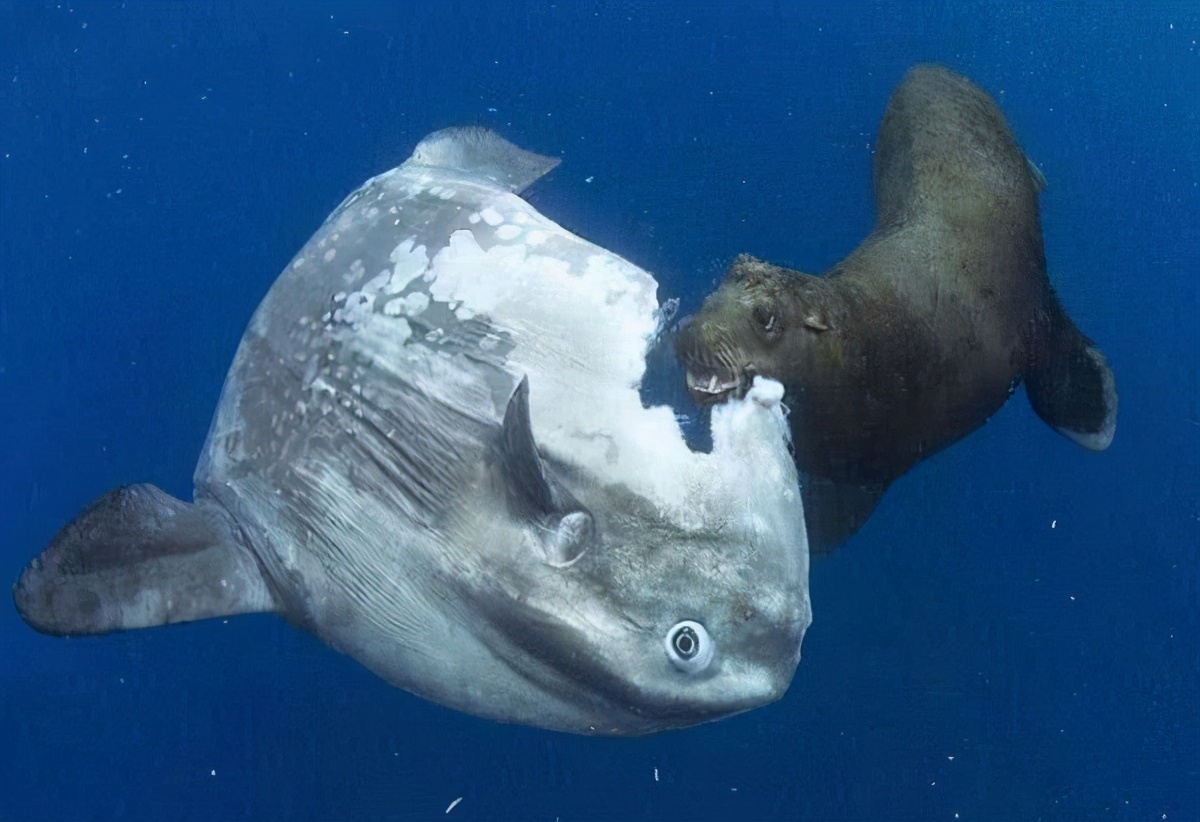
left=687, top=371, right=739, bottom=395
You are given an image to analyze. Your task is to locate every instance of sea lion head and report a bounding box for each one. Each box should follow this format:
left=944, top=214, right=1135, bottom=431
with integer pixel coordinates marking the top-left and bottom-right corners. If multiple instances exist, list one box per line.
left=675, top=254, right=832, bottom=407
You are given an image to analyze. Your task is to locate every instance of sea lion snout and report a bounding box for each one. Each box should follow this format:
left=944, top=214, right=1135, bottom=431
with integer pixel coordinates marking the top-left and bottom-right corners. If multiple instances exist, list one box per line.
left=674, top=299, right=756, bottom=407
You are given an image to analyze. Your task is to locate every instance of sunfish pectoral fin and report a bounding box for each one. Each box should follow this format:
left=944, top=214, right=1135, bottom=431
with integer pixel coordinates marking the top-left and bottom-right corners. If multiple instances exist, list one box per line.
left=1025, top=304, right=1118, bottom=452
left=13, top=484, right=275, bottom=637
left=409, top=127, right=561, bottom=194
left=498, top=377, right=593, bottom=565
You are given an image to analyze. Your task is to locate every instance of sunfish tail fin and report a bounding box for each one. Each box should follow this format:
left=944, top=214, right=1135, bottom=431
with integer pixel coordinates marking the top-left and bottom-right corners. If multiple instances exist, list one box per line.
left=13, top=484, right=275, bottom=637
left=410, top=126, right=561, bottom=194
left=1025, top=298, right=1118, bottom=451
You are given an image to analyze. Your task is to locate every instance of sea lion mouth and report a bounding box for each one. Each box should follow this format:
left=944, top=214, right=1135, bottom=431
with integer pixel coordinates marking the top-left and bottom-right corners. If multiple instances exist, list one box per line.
left=685, top=369, right=746, bottom=406
left=673, top=323, right=752, bottom=407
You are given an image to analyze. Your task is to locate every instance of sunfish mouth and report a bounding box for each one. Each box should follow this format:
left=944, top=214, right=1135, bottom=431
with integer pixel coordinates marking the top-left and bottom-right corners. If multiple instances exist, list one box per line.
left=685, top=369, right=746, bottom=406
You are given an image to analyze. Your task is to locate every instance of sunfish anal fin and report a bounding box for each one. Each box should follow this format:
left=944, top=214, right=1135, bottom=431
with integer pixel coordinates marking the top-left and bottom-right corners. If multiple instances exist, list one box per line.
left=13, top=484, right=275, bottom=637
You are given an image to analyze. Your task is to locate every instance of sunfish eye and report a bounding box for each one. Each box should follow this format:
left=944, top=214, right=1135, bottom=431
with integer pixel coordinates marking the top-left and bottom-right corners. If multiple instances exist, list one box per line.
left=665, top=620, right=714, bottom=673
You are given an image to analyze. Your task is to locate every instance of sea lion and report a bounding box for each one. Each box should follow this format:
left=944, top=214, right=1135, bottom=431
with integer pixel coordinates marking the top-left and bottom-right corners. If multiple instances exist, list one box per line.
left=14, top=128, right=810, bottom=736
left=675, top=64, right=1118, bottom=552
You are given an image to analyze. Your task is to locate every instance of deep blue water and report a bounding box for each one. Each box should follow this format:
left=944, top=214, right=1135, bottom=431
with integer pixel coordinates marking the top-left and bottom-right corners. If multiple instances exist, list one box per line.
left=1, top=2, right=1196, bottom=820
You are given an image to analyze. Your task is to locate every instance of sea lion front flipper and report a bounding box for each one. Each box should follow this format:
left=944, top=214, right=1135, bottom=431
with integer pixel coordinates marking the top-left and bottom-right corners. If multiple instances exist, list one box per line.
left=1025, top=301, right=1118, bottom=452
left=800, top=477, right=887, bottom=554
left=13, top=484, right=275, bottom=636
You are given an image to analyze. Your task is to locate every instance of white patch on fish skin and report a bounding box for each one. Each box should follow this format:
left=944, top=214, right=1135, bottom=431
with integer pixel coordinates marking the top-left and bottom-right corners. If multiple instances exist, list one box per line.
left=468, top=212, right=481, bottom=224
left=323, top=248, right=337, bottom=262
left=438, top=188, right=456, bottom=200
left=344, top=258, right=366, bottom=285
left=332, top=291, right=374, bottom=326
left=384, top=292, right=430, bottom=318
left=454, top=306, right=475, bottom=321
left=365, top=269, right=391, bottom=294
left=495, top=224, right=522, bottom=241
left=402, top=292, right=430, bottom=316
left=526, top=230, right=549, bottom=246
left=390, top=317, right=413, bottom=344
left=479, top=207, right=504, bottom=226
left=387, top=238, right=429, bottom=294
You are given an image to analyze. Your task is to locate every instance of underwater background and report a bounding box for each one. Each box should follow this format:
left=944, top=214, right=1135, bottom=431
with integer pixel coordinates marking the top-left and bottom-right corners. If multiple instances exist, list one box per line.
left=0, top=2, right=1196, bottom=820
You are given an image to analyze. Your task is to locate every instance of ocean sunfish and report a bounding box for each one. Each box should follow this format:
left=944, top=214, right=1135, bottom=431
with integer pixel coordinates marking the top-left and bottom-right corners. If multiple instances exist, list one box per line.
left=14, top=128, right=811, bottom=736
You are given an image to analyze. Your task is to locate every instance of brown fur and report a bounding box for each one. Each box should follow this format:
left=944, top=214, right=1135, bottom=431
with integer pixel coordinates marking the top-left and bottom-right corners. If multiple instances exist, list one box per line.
left=675, top=65, right=1116, bottom=552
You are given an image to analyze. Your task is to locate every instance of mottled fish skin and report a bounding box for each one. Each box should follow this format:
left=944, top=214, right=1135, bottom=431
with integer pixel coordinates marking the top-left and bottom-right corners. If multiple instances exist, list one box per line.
left=16, top=128, right=812, bottom=736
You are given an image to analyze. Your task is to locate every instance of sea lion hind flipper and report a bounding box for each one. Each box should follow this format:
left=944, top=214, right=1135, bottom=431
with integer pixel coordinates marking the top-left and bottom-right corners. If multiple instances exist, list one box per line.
left=1025, top=308, right=1118, bottom=452
left=800, top=477, right=888, bottom=554
left=13, top=484, right=275, bottom=637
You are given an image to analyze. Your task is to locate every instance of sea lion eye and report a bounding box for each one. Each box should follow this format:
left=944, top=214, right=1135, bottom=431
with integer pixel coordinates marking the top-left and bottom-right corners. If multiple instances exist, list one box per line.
left=752, top=305, right=779, bottom=338
left=665, top=620, right=714, bottom=673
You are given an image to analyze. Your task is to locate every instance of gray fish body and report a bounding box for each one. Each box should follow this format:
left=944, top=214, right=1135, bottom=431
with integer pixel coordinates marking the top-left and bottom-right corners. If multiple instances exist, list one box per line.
left=16, top=128, right=810, bottom=735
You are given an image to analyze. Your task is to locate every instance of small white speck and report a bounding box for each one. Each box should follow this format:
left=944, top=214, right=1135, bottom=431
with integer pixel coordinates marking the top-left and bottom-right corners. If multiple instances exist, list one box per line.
left=445, top=797, right=462, bottom=814
left=1051, top=519, right=1057, bottom=528
left=210, top=770, right=217, bottom=777
left=653, top=767, right=659, bottom=782
left=585, top=176, right=594, bottom=183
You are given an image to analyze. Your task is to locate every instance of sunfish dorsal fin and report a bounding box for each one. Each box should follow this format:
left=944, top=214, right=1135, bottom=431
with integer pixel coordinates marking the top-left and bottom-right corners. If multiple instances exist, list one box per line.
left=499, top=377, right=593, bottom=566
left=13, top=484, right=275, bottom=637
left=410, top=127, right=561, bottom=194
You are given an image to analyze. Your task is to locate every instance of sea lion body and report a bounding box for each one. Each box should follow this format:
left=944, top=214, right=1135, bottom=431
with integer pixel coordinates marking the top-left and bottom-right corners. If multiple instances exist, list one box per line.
left=676, top=65, right=1117, bottom=551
